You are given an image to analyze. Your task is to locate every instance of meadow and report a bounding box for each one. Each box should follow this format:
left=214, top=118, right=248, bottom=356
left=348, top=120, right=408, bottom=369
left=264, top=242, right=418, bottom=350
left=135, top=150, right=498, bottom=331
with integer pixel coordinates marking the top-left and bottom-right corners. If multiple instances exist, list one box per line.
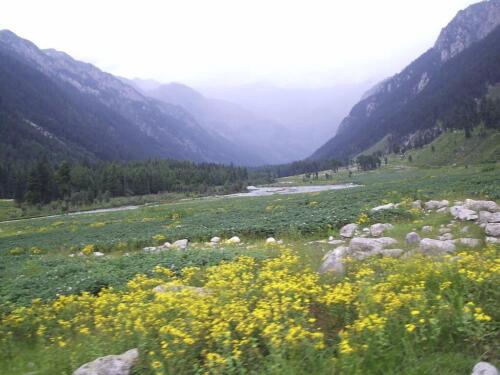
left=0, top=163, right=499, bottom=374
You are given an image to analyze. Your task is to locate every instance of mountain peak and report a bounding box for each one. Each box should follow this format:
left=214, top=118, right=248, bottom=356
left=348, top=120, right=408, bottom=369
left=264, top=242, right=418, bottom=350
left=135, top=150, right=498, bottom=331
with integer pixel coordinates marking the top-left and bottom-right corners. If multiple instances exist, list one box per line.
left=434, top=0, right=500, bottom=62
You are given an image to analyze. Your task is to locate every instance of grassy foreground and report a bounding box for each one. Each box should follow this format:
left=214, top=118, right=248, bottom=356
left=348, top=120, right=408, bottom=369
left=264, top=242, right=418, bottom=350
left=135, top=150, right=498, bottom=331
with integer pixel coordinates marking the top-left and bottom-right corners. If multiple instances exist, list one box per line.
left=0, top=163, right=499, bottom=374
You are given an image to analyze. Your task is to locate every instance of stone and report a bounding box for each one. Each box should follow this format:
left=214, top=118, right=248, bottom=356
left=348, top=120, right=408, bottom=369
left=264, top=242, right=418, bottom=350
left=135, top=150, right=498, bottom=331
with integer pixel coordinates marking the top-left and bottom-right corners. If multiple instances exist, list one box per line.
left=371, top=203, right=395, bottom=212
left=73, top=348, right=138, bottom=375
left=328, top=239, right=346, bottom=246
left=486, top=236, right=500, bottom=244
left=461, top=226, right=469, bottom=233
left=419, top=238, right=456, bottom=255
left=471, top=361, right=499, bottom=375
left=160, top=242, right=171, bottom=248
left=464, top=199, right=499, bottom=213
left=172, top=239, right=188, bottom=250
left=424, top=200, right=449, bottom=210
left=340, top=223, right=359, bottom=238
left=438, top=233, right=453, bottom=241
left=228, top=236, right=241, bottom=244
left=456, top=238, right=481, bottom=248
left=439, top=227, right=451, bottom=234
left=277, top=240, right=283, bottom=245
left=405, top=232, right=421, bottom=244
left=436, top=207, right=448, bottom=213
left=362, top=227, right=370, bottom=233
left=378, top=249, right=404, bottom=258
left=210, top=237, right=221, bottom=243
left=319, top=246, right=348, bottom=275
left=411, top=200, right=422, bottom=209
left=328, top=236, right=334, bottom=241
left=153, top=283, right=209, bottom=296
left=266, top=237, right=277, bottom=244
left=370, top=223, right=393, bottom=237
left=349, top=237, right=398, bottom=256
left=485, top=223, right=500, bottom=237
left=450, top=206, right=478, bottom=221
left=93, top=251, right=105, bottom=257
left=479, top=211, right=500, bottom=224
left=143, top=247, right=158, bottom=253
left=422, top=225, right=433, bottom=233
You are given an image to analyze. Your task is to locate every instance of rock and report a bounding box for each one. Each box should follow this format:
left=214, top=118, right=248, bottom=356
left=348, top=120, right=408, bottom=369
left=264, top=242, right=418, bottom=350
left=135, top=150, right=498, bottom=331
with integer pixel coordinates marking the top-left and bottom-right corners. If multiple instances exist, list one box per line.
left=93, top=252, right=105, bottom=257
left=480, top=223, right=487, bottom=229
left=172, top=239, right=188, bottom=250
left=277, top=240, right=283, bottom=245
left=153, top=283, right=209, bottom=296
left=461, top=226, right=469, bottom=233
left=370, top=223, right=393, bottom=237
left=228, top=236, right=241, bottom=244
left=69, top=253, right=75, bottom=258
left=340, top=223, right=359, bottom=238
left=424, top=200, right=449, bottom=210
left=73, top=348, right=138, bottom=375
left=456, top=238, right=481, bottom=248
left=422, top=225, right=433, bottom=233
left=485, top=223, right=500, bottom=237
left=328, top=239, right=346, bottom=246
left=378, top=249, right=404, bottom=258
left=328, top=236, right=334, bottom=241
left=471, top=361, right=499, bottom=375
left=362, top=227, right=370, bottom=233
left=160, top=242, right=171, bottom=249
left=266, top=237, right=277, bottom=244
left=143, top=247, right=158, bottom=253
left=405, top=232, right=421, bottom=244
left=210, top=237, right=221, bottom=244
left=438, top=233, right=454, bottom=241
left=319, top=246, right=348, bottom=275
left=371, top=203, right=395, bottom=212
left=439, top=227, right=451, bottom=234
left=464, top=199, right=499, bottom=213
left=419, top=238, right=456, bottom=255
left=450, top=206, right=478, bottom=221
left=411, top=200, right=422, bottom=209
left=349, top=237, right=398, bottom=256
left=486, top=236, right=500, bottom=244
left=479, top=211, right=500, bottom=224
left=436, top=207, right=448, bottom=213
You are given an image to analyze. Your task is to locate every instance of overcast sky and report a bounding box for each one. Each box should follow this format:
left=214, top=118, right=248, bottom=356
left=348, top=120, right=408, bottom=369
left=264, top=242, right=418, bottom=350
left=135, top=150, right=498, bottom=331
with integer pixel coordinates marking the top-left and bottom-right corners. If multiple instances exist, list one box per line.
left=0, top=0, right=478, bottom=88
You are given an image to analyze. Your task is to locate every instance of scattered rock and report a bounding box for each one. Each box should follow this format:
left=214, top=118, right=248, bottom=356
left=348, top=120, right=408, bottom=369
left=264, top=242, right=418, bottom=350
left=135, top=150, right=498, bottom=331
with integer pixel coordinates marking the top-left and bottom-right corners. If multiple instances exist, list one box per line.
left=349, top=237, right=398, bottom=257
left=422, top=226, right=433, bottom=233
left=450, top=206, right=478, bottom=221
left=439, top=228, right=451, bottom=234
left=486, top=236, right=500, bottom=244
left=328, top=236, right=334, bottom=241
left=93, top=251, right=105, bottom=257
left=485, top=223, right=500, bottom=237
left=319, top=246, right=348, bottom=275
left=425, top=200, right=449, bottom=210
left=328, top=239, right=346, bottom=246
left=371, top=203, right=395, bottom=212
left=228, top=236, right=241, bottom=244
left=479, top=211, right=500, bottom=224
left=340, top=223, right=359, bottom=238
left=143, top=247, right=158, bottom=253
left=438, top=233, right=453, bottom=241
left=266, top=237, right=277, bottom=244
left=370, top=223, right=393, bottom=237
left=378, top=249, right=404, bottom=258
left=362, top=227, right=370, bottom=233
left=436, top=207, right=448, bottom=213
left=153, top=283, right=209, bottom=296
left=172, top=239, right=189, bottom=250
left=406, top=232, right=421, bottom=244
left=73, top=348, right=139, bottom=375
left=210, top=237, right=221, bottom=244
left=277, top=240, right=283, bottom=245
left=456, top=238, right=481, bottom=248
left=471, top=361, right=499, bottom=375
left=411, top=200, right=422, bottom=209
left=461, top=226, right=469, bottom=233
left=419, top=238, right=456, bottom=255
left=464, top=199, right=499, bottom=213
left=160, top=242, right=171, bottom=249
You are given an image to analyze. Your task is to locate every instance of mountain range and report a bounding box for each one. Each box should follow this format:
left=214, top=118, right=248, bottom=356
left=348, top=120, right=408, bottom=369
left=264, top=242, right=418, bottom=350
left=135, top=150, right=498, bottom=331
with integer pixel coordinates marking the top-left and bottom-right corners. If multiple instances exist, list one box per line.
left=312, top=0, right=500, bottom=160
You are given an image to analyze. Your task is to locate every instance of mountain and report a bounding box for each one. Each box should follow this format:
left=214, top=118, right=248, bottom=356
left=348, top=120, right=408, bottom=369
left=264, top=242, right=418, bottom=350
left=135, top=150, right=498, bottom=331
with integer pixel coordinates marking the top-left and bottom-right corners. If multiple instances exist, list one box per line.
left=311, top=0, right=500, bottom=161
left=201, top=82, right=371, bottom=158
left=0, top=30, right=260, bottom=166
left=143, top=82, right=303, bottom=164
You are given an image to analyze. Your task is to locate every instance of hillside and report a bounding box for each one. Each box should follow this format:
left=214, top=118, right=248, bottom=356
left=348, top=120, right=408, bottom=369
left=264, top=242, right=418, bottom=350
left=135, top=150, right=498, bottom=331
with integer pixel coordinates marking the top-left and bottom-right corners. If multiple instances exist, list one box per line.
left=311, top=0, right=500, bottom=161
left=0, top=30, right=260, bottom=166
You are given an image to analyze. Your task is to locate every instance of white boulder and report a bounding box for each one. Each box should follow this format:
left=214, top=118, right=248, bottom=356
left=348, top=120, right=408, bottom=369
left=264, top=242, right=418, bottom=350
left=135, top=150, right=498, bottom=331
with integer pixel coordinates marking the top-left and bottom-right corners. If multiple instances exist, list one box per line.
left=210, top=237, right=221, bottom=244
left=93, top=252, right=105, bottom=257
left=456, top=238, right=481, bottom=248
left=340, top=223, right=359, bottom=238
left=371, top=203, right=395, bottom=212
left=172, top=239, right=188, bottom=250
left=319, top=246, right=348, bottom=275
left=450, top=206, right=478, bottom=221
left=485, top=223, right=500, bottom=237
left=349, top=237, right=398, bottom=256
left=486, top=236, right=500, bottom=244
left=370, top=223, right=393, bottom=237
left=479, top=211, right=500, bottom=224
left=73, top=348, right=139, bottom=375
left=424, top=200, right=449, bottom=210
left=406, top=232, right=421, bottom=244
left=422, top=225, right=433, bottom=233
left=464, top=199, right=499, bottom=213
left=228, top=236, right=241, bottom=244
left=419, top=238, right=456, bottom=255
left=266, top=237, right=277, bottom=244
left=471, top=361, right=499, bottom=375
left=411, top=200, right=422, bottom=209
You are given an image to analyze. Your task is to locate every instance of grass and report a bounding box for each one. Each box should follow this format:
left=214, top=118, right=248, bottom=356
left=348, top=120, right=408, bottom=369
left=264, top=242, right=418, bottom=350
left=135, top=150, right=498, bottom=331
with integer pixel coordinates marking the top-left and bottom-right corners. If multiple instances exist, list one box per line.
left=1, top=161, right=499, bottom=374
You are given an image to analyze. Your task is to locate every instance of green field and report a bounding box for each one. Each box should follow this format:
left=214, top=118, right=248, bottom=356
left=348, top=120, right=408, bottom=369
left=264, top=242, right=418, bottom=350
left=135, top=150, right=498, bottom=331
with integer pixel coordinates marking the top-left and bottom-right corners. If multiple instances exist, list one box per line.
left=1, top=163, right=499, bottom=374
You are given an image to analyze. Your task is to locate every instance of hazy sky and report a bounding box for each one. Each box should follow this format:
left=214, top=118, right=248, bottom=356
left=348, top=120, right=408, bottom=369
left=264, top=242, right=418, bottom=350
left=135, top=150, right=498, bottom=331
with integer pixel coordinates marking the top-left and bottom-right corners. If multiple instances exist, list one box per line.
left=0, top=0, right=478, bottom=88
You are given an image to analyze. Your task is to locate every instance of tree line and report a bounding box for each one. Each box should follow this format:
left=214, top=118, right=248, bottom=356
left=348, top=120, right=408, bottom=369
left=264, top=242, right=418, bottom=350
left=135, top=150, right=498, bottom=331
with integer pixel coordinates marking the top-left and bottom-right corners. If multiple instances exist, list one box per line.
left=0, top=158, right=250, bottom=206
